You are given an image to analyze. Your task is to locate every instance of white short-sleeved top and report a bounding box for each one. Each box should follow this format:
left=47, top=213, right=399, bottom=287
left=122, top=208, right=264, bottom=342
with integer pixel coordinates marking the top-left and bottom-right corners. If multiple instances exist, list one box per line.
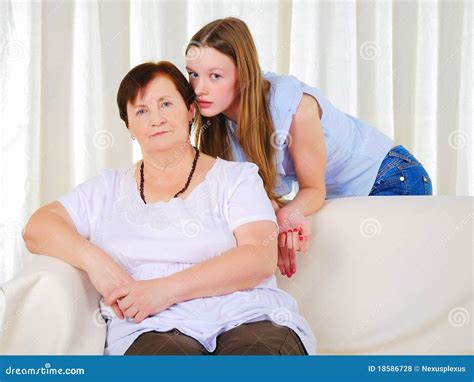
left=57, top=158, right=316, bottom=355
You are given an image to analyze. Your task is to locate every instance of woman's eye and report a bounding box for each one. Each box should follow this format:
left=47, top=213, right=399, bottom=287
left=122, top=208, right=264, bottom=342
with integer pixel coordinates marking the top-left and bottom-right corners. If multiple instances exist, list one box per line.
left=136, top=109, right=146, bottom=115
left=188, top=72, right=198, bottom=79
left=211, top=73, right=221, bottom=80
left=161, top=101, right=171, bottom=108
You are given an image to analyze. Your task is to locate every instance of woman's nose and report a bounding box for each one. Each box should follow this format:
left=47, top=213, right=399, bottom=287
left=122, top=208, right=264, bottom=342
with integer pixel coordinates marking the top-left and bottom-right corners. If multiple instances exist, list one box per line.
left=150, top=107, right=166, bottom=125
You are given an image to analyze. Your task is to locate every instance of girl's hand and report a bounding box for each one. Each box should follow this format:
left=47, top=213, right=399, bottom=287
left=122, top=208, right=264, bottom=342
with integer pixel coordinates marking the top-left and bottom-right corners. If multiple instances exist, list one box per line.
left=105, top=278, right=176, bottom=324
left=276, top=207, right=311, bottom=277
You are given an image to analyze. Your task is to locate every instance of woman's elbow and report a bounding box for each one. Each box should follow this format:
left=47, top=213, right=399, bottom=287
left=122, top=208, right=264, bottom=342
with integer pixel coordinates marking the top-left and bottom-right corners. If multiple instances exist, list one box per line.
left=22, top=210, right=46, bottom=254
left=22, top=216, right=37, bottom=253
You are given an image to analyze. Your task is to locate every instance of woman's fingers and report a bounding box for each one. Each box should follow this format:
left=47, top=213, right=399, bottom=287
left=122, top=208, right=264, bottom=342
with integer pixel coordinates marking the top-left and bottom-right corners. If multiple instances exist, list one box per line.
left=111, top=301, right=124, bottom=320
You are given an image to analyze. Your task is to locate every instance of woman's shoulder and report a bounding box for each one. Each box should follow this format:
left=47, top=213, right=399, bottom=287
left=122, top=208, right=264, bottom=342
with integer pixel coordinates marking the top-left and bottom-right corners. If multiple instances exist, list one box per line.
left=86, top=164, right=135, bottom=188
left=211, top=157, right=260, bottom=184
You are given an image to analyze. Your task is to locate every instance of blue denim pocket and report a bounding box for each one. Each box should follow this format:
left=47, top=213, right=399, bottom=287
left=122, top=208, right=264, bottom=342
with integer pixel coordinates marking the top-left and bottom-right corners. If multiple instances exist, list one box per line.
left=370, top=146, right=433, bottom=196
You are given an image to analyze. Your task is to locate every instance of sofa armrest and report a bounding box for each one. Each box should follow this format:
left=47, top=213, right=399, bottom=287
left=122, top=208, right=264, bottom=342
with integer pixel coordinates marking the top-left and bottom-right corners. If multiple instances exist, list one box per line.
left=0, top=255, right=106, bottom=355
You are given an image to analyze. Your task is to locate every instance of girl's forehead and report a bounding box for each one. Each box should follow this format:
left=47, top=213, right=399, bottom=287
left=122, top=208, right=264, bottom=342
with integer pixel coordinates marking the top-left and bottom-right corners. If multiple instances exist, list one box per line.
left=186, top=46, right=234, bottom=68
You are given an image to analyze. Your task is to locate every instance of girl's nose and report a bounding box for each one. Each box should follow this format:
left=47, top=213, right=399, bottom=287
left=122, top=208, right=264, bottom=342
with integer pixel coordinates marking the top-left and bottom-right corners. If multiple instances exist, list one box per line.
left=194, top=79, right=209, bottom=97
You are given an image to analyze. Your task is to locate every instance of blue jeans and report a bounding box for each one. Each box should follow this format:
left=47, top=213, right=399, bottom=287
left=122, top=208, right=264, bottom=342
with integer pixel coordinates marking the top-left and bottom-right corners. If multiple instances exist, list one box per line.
left=369, top=145, right=433, bottom=196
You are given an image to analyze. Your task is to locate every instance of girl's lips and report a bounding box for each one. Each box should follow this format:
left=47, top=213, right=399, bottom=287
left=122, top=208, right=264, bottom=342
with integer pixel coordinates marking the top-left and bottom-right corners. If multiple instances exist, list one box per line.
left=198, top=101, right=213, bottom=109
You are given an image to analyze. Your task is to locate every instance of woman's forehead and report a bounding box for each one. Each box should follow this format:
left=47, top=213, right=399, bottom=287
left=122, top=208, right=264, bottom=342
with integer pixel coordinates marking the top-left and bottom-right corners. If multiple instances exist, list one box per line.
left=131, top=76, right=179, bottom=105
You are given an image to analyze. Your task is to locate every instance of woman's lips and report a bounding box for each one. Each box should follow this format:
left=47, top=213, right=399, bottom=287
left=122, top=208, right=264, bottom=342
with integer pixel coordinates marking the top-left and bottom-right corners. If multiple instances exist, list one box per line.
left=151, top=131, right=170, bottom=137
left=198, top=101, right=213, bottom=109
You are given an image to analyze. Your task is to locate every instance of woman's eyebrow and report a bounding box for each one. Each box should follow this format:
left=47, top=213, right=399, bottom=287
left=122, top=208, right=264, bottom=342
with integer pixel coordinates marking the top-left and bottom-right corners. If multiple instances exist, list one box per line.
left=133, top=96, right=172, bottom=108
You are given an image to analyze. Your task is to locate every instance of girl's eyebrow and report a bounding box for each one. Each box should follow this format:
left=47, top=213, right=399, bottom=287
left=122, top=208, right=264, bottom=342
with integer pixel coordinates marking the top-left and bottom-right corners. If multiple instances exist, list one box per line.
left=185, top=67, right=223, bottom=72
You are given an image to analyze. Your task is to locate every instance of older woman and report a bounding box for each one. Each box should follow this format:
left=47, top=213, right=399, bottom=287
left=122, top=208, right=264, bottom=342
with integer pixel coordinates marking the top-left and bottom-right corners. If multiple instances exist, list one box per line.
left=22, top=61, right=315, bottom=355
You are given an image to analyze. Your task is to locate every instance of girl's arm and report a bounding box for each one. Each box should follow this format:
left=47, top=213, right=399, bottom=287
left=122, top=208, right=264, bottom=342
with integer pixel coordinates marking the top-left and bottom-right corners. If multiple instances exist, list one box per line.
left=282, top=94, right=326, bottom=218
left=275, top=94, right=326, bottom=277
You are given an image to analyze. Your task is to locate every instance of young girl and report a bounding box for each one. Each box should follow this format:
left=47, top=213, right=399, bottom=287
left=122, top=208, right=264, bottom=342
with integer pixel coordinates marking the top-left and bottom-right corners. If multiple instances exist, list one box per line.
left=185, top=17, right=432, bottom=278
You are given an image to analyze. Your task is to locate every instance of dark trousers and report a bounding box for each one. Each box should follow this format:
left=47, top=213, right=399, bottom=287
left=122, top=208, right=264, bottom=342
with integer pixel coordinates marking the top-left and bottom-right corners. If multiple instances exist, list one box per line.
left=124, top=320, right=308, bottom=355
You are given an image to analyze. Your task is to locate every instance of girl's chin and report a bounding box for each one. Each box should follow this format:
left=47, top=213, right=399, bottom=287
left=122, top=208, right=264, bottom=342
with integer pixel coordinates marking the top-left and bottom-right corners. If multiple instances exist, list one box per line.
left=200, top=108, right=220, bottom=118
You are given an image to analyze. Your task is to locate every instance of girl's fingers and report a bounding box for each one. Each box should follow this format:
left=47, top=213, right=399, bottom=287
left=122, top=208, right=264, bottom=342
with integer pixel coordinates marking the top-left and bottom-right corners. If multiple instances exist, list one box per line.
left=289, top=247, right=296, bottom=275
left=278, top=233, right=287, bottom=275
left=280, top=245, right=291, bottom=277
left=277, top=246, right=285, bottom=276
left=286, top=230, right=293, bottom=250
left=292, top=229, right=299, bottom=252
left=278, top=232, right=286, bottom=248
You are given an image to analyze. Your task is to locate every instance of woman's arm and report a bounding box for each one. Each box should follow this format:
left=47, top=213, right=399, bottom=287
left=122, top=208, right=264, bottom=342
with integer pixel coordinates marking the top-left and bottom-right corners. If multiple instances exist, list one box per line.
left=164, top=220, right=278, bottom=305
left=22, top=201, right=101, bottom=271
left=104, top=220, right=279, bottom=322
left=23, top=201, right=133, bottom=319
left=283, top=93, right=327, bottom=218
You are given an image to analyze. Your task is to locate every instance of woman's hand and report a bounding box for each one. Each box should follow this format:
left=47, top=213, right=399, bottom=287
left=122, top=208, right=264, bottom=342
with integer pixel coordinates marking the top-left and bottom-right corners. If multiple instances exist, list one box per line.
left=276, top=207, right=311, bottom=277
left=105, top=278, right=176, bottom=324
left=84, top=251, right=134, bottom=320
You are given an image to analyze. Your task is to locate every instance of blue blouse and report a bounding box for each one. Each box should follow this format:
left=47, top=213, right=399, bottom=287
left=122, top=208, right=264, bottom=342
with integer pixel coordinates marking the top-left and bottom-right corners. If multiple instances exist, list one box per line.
left=227, top=72, right=394, bottom=199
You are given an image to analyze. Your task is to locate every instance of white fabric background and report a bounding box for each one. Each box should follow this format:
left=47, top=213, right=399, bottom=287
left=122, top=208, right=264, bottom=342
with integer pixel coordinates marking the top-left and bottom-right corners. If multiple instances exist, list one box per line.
left=0, top=0, right=472, bottom=282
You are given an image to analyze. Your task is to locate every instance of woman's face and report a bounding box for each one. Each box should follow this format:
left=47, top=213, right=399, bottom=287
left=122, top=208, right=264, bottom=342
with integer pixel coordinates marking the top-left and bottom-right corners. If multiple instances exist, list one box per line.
left=185, top=46, right=239, bottom=119
left=126, top=75, right=194, bottom=154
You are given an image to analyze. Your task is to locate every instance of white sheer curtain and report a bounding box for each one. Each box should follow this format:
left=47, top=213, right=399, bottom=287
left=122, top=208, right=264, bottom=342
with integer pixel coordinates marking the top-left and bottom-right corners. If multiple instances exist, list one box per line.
left=1, top=0, right=472, bottom=282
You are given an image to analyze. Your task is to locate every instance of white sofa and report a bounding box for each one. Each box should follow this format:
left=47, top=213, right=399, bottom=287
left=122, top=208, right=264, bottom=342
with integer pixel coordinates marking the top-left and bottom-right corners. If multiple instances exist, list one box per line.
left=1, top=196, right=472, bottom=355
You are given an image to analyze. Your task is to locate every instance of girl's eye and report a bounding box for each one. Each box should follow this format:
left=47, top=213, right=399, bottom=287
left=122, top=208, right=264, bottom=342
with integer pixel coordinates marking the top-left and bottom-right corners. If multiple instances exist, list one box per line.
left=188, top=72, right=198, bottom=79
left=211, top=73, right=221, bottom=80
left=161, top=101, right=171, bottom=108
left=136, top=109, right=146, bottom=115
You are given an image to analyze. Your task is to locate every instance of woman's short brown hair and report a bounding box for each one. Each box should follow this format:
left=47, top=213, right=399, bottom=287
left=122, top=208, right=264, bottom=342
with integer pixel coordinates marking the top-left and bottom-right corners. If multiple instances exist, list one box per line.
left=117, top=61, right=195, bottom=128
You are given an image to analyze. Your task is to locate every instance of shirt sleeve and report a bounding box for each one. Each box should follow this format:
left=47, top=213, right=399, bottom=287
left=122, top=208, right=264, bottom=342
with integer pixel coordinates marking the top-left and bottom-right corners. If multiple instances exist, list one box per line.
left=56, top=171, right=109, bottom=239
left=225, top=162, right=278, bottom=232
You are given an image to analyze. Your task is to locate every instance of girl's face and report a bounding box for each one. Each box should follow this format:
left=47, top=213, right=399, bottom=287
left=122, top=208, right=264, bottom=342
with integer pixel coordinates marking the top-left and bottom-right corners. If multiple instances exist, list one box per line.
left=126, top=75, right=194, bottom=154
left=185, top=46, right=239, bottom=119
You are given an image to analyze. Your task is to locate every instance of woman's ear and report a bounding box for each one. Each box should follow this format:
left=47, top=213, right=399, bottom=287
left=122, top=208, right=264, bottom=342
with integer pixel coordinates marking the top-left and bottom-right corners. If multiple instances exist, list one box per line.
left=188, top=103, right=196, bottom=124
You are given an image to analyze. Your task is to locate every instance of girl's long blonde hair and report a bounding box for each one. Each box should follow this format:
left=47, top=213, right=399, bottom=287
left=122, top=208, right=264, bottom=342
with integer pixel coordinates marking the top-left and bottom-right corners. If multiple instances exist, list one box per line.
left=186, top=17, right=283, bottom=206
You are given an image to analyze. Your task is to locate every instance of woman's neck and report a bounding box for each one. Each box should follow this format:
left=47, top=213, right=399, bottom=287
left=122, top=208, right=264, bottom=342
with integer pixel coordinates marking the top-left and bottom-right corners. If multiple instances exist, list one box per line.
left=141, top=144, right=195, bottom=181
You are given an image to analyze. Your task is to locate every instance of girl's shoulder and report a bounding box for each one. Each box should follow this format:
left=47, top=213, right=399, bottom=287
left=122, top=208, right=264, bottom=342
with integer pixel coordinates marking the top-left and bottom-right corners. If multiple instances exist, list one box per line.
left=263, top=72, right=306, bottom=116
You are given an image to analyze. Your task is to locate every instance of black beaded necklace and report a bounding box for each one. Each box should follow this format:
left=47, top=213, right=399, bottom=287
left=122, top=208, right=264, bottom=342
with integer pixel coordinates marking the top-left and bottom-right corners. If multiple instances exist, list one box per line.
left=139, top=146, right=200, bottom=204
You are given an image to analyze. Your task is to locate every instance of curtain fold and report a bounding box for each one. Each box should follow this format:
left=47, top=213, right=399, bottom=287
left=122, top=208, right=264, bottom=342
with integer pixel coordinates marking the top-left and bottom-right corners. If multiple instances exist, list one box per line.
left=1, top=0, right=471, bottom=282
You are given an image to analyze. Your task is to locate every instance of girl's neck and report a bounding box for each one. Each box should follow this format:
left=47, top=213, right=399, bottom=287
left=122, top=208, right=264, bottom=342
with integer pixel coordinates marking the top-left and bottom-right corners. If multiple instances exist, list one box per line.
left=222, top=98, right=240, bottom=123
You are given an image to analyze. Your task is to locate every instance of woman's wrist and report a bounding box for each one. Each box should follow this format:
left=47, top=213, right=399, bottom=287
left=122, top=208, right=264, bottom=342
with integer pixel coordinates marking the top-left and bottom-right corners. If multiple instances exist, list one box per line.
left=81, top=242, right=108, bottom=273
